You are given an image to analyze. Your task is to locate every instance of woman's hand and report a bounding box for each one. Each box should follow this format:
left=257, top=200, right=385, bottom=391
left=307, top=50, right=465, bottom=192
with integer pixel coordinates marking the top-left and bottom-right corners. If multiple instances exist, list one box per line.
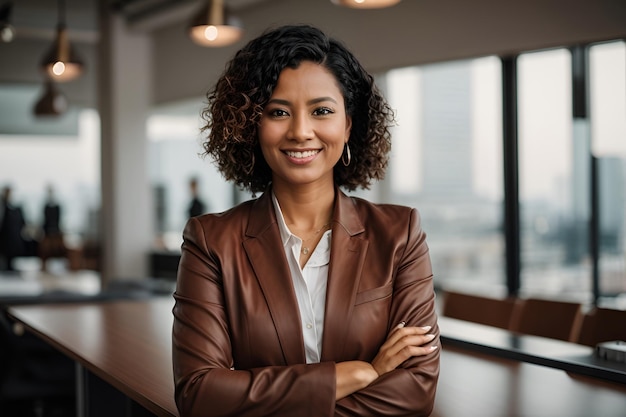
left=335, top=322, right=437, bottom=400
left=370, top=322, right=437, bottom=377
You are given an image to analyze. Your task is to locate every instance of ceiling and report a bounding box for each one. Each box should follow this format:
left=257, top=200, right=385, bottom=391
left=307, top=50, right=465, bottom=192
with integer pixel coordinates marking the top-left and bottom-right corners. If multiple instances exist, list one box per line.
left=9, top=0, right=98, bottom=39
left=0, top=0, right=270, bottom=135
left=6, top=0, right=267, bottom=42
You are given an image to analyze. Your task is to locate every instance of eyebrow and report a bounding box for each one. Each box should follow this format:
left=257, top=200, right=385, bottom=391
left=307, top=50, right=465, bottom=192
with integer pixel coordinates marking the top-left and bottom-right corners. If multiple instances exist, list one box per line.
left=266, top=97, right=338, bottom=106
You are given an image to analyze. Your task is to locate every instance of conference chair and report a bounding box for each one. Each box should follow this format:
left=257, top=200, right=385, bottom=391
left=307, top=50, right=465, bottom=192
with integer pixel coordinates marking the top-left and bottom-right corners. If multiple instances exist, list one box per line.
left=575, top=307, right=626, bottom=347
left=441, top=290, right=517, bottom=329
left=509, top=298, right=583, bottom=341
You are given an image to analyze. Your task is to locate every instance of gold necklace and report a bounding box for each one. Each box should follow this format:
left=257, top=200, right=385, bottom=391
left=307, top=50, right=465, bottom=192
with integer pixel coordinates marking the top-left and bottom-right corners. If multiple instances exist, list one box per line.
left=300, top=221, right=331, bottom=255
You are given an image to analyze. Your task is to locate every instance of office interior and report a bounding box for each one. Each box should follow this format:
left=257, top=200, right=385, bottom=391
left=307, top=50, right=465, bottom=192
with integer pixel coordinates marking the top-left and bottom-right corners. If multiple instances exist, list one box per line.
left=1, top=0, right=625, bottom=415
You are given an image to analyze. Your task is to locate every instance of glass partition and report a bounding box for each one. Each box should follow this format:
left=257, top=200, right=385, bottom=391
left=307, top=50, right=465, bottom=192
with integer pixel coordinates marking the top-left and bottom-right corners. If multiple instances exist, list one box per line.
left=147, top=100, right=235, bottom=251
left=0, top=108, right=101, bottom=273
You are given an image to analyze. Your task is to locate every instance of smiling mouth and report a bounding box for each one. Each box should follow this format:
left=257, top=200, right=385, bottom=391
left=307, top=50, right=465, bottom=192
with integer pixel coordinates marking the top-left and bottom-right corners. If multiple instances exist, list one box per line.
left=284, top=150, right=321, bottom=159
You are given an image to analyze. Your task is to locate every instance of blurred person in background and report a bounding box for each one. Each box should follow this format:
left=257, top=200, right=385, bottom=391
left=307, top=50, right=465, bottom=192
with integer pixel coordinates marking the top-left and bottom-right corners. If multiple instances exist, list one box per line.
left=38, top=185, right=67, bottom=272
left=186, top=177, right=207, bottom=219
left=0, top=185, right=26, bottom=272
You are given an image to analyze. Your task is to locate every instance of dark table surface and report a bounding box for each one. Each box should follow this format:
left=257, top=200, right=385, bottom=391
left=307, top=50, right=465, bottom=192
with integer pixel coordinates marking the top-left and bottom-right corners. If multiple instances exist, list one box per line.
left=8, top=299, right=626, bottom=417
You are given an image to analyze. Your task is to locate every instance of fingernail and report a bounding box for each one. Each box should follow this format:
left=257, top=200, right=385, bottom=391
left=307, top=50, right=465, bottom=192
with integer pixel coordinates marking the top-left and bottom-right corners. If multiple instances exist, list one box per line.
left=429, top=345, right=439, bottom=351
left=426, top=333, right=436, bottom=340
left=421, top=325, right=432, bottom=331
left=397, top=321, right=406, bottom=328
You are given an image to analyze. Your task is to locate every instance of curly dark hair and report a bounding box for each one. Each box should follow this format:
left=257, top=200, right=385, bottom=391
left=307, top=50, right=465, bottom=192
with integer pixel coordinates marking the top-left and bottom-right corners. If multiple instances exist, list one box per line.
left=201, top=24, right=395, bottom=193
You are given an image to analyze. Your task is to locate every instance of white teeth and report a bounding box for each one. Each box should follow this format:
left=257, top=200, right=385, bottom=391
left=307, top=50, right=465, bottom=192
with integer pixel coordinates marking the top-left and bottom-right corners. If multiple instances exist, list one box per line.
left=285, top=150, right=319, bottom=158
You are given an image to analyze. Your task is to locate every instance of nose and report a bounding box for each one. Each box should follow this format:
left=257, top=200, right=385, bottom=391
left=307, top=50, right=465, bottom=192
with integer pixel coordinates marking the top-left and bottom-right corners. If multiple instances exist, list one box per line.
left=288, top=112, right=313, bottom=142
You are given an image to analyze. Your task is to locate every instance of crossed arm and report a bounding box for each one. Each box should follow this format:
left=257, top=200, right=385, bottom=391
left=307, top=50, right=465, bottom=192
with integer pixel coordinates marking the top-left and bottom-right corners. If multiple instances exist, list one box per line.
left=173, top=209, right=440, bottom=417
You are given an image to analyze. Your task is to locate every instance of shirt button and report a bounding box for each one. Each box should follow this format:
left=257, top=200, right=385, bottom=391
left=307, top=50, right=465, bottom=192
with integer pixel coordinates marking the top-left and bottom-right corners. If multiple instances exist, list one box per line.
left=306, top=323, right=313, bottom=329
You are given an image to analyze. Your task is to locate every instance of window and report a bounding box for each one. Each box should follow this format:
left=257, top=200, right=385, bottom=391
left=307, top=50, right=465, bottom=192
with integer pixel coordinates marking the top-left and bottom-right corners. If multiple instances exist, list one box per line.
left=590, top=41, right=626, bottom=301
left=518, top=48, right=592, bottom=298
left=384, top=57, right=504, bottom=293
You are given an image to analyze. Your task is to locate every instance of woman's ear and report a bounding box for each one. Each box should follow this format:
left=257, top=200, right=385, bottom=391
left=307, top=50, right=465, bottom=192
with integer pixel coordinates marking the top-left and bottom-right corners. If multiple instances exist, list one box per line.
left=345, top=115, right=352, bottom=141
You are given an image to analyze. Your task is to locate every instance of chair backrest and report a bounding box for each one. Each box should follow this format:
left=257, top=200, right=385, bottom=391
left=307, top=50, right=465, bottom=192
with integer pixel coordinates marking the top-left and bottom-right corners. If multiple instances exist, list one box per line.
left=441, top=290, right=517, bottom=329
left=576, top=307, right=626, bottom=347
left=509, top=298, right=583, bottom=341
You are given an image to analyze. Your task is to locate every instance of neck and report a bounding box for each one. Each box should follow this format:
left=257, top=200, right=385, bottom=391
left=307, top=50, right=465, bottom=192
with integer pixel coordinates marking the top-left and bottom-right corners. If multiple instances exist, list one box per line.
left=273, top=182, right=335, bottom=231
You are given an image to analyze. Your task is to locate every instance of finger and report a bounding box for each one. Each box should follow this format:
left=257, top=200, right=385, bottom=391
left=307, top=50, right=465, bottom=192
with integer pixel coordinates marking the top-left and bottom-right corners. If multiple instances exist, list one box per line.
left=376, top=332, right=436, bottom=370
left=402, top=344, right=439, bottom=358
left=372, top=343, right=438, bottom=375
left=383, top=325, right=434, bottom=351
left=381, top=323, right=408, bottom=348
left=385, top=333, right=436, bottom=357
left=393, top=323, right=433, bottom=337
left=394, top=345, right=439, bottom=363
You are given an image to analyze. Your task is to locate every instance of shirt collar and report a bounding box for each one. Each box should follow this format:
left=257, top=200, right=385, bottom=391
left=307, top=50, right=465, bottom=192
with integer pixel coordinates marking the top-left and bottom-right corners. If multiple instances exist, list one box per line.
left=271, top=191, right=331, bottom=267
left=271, top=191, right=294, bottom=248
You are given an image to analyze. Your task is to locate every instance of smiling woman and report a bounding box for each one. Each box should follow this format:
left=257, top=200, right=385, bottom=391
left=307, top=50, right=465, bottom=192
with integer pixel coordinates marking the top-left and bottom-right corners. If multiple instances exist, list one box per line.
left=200, top=25, right=394, bottom=195
left=258, top=61, right=352, bottom=195
left=172, top=24, right=440, bottom=417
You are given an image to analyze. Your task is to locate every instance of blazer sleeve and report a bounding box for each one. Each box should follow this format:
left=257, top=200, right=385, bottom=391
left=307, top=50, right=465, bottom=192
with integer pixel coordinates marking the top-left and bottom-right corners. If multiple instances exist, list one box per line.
left=335, top=208, right=440, bottom=417
left=172, top=217, right=337, bottom=417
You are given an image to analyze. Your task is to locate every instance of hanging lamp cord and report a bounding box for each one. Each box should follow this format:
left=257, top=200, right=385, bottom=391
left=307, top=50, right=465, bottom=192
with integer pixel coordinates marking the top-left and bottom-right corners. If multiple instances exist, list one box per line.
left=57, top=0, right=66, bottom=28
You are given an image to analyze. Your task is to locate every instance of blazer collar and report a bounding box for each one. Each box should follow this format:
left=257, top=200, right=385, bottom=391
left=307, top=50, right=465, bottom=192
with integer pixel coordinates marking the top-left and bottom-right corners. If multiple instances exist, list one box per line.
left=243, top=187, right=368, bottom=364
left=242, top=190, right=304, bottom=364
left=243, top=186, right=365, bottom=237
left=322, top=188, right=368, bottom=361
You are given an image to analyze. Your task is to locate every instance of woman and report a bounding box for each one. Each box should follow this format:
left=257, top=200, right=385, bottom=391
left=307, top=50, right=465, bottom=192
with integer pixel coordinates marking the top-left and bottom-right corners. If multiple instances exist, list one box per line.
left=172, top=25, right=440, bottom=417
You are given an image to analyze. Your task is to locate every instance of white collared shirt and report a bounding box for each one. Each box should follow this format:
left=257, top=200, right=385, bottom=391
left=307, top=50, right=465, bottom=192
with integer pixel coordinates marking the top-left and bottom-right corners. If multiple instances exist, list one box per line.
left=272, top=193, right=331, bottom=364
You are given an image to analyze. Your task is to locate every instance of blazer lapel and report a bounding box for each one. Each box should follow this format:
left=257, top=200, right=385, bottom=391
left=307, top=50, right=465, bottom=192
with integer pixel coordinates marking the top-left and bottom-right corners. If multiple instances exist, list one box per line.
left=242, top=191, right=306, bottom=365
left=321, top=190, right=368, bottom=361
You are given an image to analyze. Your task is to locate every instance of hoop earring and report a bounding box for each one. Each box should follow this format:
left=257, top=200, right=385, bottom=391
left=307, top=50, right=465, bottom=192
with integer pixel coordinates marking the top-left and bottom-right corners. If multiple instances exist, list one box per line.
left=342, top=143, right=351, bottom=166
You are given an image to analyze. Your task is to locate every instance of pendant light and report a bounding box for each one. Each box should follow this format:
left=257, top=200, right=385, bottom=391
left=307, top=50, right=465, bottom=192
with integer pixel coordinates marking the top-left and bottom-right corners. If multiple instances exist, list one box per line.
left=33, top=80, right=68, bottom=117
left=0, top=1, right=15, bottom=43
left=188, top=0, right=243, bottom=47
left=331, top=0, right=401, bottom=9
left=40, top=0, right=84, bottom=82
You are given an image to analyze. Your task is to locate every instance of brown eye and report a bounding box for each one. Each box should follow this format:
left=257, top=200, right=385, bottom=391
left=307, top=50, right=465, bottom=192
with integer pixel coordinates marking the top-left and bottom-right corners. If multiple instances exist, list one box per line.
left=269, top=109, right=289, bottom=117
left=313, top=107, right=334, bottom=116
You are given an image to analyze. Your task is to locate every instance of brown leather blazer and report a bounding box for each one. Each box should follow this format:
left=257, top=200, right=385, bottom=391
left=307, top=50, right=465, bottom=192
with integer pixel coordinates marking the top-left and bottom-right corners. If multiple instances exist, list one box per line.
left=172, top=188, right=440, bottom=417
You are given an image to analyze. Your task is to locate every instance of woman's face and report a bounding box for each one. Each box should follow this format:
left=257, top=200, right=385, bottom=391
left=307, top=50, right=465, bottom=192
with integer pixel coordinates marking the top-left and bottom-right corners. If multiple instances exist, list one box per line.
left=258, top=61, right=352, bottom=190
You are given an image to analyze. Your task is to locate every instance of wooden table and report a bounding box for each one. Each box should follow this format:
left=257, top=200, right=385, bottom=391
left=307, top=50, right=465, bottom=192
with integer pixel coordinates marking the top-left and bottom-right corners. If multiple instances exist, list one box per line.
left=8, top=297, right=177, bottom=417
left=7, top=298, right=626, bottom=417
left=439, top=316, right=626, bottom=384
left=434, top=344, right=626, bottom=417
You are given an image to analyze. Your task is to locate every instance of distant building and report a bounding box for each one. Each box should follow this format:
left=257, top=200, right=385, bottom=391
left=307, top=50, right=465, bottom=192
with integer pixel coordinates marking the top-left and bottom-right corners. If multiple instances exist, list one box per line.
left=420, top=61, right=473, bottom=200
left=599, top=156, right=625, bottom=252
